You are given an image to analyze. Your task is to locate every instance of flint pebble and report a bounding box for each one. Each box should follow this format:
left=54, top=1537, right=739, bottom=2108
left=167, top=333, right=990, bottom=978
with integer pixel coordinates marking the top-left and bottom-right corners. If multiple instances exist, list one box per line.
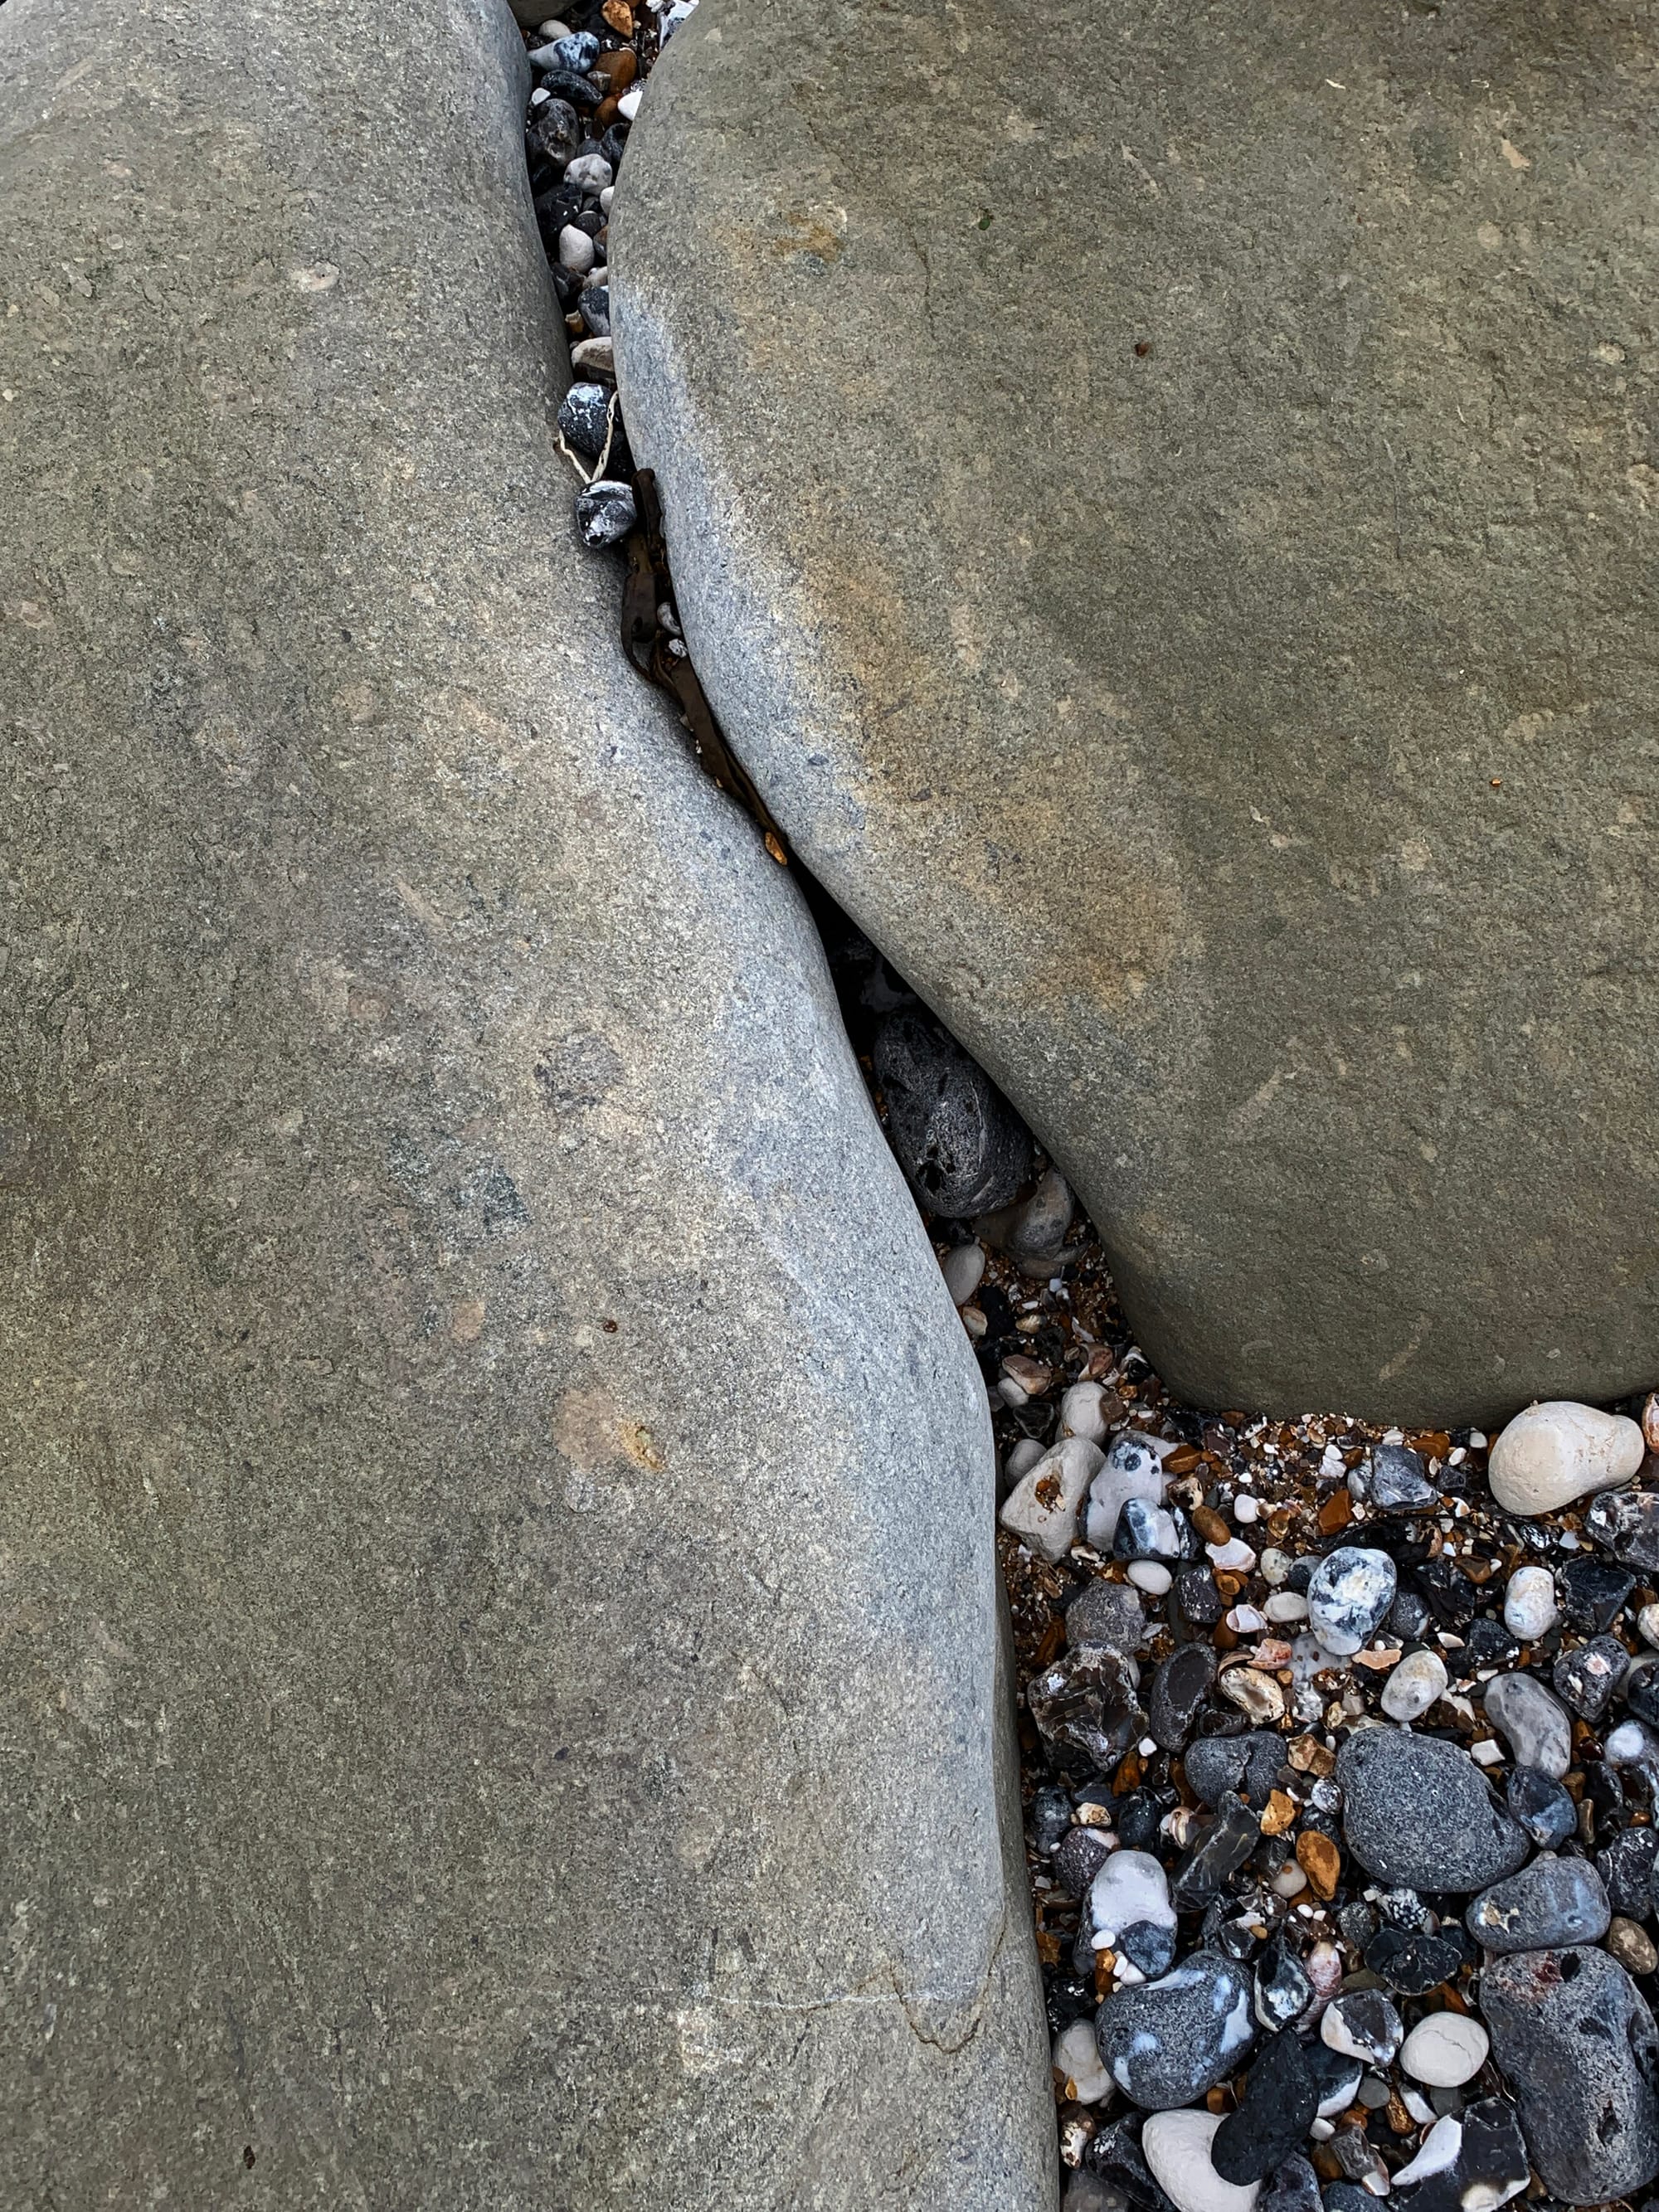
left=1380, top=1646, right=1447, bottom=1721
left=1399, top=2013, right=1489, bottom=2088
left=1502, top=1563, right=1559, bottom=1641
left=1094, top=1951, right=1255, bottom=2109
left=1306, top=1548, right=1397, bottom=1655
left=1488, top=1400, right=1644, bottom=1516
left=1142, top=2110, right=1262, bottom=2212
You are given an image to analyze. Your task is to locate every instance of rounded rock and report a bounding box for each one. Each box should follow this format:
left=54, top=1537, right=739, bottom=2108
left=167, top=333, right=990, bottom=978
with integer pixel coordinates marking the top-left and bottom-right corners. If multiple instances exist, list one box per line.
left=1094, top=1952, right=1256, bottom=2109
left=1488, top=1400, right=1645, bottom=1517
left=1380, top=1646, right=1447, bottom=1722
left=1306, top=1547, right=1397, bottom=1655
left=1000, top=1436, right=1104, bottom=1563
left=1142, top=2109, right=1263, bottom=2212
left=1321, top=1989, right=1404, bottom=2067
left=573, top=478, right=636, bottom=548
left=1483, top=1670, right=1574, bottom=1779
left=1399, top=2012, right=1490, bottom=2088
left=939, top=1239, right=985, bottom=1305
left=1502, top=1563, right=1559, bottom=1641
left=1467, top=1854, right=1610, bottom=1954
left=557, top=221, right=596, bottom=273
left=1337, top=1728, right=1529, bottom=1892
left=872, top=1007, right=1034, bottom=1215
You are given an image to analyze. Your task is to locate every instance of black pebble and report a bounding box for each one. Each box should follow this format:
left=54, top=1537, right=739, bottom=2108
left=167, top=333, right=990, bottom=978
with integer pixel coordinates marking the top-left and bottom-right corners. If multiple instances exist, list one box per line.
left=1213, top=2031, right=1317, bottom=2184
left=1508, top=1764, right=1579, bottom=1849
left=1559, top=1555, right=1636, bottom=1631
left=871, top=1008, right=1033, bottom=1216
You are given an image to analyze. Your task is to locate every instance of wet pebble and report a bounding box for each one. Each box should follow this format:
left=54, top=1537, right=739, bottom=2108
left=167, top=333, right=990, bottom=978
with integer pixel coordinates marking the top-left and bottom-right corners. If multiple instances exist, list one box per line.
left=1506, top=1763, right=1578, bottom=1849
left=1149, top=1643, right=1218, bottom=1750
left=1502, top=1563, right=1559, bottom=1641
left=1000, top=1437, right=1103, bottom=1561
left=1380, top=1645, right=1447, bottom=1721
left=1337, top=1727, right=1529, bottom=1891
left=1085, top=1433, right=1166, bottom=1551
left=1608, top=1915, right=1659, bottom=1976
left=1467, top=1854, right=1610, bottom=1953
left=1559, top=1552, right=1636, bottom=1630
left=1306, top=1547, right=1396, bottom=1655
left=1186, top=1731, right=1282, bottom=1809
left=1253, top=1932, right=1314, bottom=2032
left=574, top=478, right=636, bottom=547
left=1367, top=1441, right=1438, bottom=1512
left=1067, top=1577, right=1146, bottom=1655
left=1028, top=1643, right=1144, bottom=1767
left=1320, top=1988, right=1403, bottom=2067
left=1483, top=1670, right=1573, bottom=1778
left=1552, top=1631, right=1627, bottom=1719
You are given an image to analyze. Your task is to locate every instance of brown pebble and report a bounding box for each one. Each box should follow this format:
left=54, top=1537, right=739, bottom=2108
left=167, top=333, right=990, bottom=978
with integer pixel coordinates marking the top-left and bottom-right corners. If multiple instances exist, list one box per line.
left=594, top=95, right=620, bottom=127
left=593, top=46, right=638, bottom=90
left=1297, top=1830, right=1341, bottom=1898
left=1288, top=1733, right=1335, bottom=1775
left=1002, top=1354, right=1053, bottom=1395
left=601, top=0, right=635, bottom=28
left=1093, top=1950, right=1117, bottom=1998
left=1164, top=1445, right=1201, bottom=1475
left=1608, top=1915, right=1659, bottom=1976
left=1193, top=1504, right=1230, bottom=1545
left=1317, top=1487, right=1353, bottom=1534
left=1214, top=1569, right=1246, bottom=1600
left=1385, top=2093, right=1415, bottom=2135
left=1261, top=1789, right=1297, bottom=1836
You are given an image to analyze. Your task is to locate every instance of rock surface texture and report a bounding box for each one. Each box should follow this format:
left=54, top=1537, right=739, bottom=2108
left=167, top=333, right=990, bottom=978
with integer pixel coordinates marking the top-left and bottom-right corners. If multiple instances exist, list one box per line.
left=0, top=2, right=1053, bottom=2205
left=615, top=0, right=1659, bottom=1424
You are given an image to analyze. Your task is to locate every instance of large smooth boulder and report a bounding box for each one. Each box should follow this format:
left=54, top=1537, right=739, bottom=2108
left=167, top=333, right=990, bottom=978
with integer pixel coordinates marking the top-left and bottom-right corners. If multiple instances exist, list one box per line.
left=0, top=2, right=1053, bottom=2205
left=615, top=0, right=1659, bottom=1426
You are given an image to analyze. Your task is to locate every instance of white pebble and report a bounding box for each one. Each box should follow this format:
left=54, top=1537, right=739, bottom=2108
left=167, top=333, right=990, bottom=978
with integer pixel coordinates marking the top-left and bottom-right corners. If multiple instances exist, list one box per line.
left=940, top=1242, right=985, bottom=1305
left=1060, top=1380, right=1112, bottom=1445
left=1638, top=1604, right=1659, bottom=1649
left=617, top=82, right=644, bottom=120
left=999, top=1437, right=1103, bottom=1563
left=1053, top=2018, right=1113, bottom=2104
left=1265, top=1591, right=1309, bottom=1625
left=1207, top=1538, right=1257, bottom=1573
left=1399, top=2014, right=1489, bottom=2088
left=1228, top=1606, right=1267, bottom=1634
left=1004, top=1437, right=1045, bottom=1485
left=564, top=153, right=614, bottom=194
left=1128, top=1560, right=1172, bottom=1595
left=1091, top=1850, right=1175, bottom=1942
left=1381, top=1646, right=1448, bottom=1723
left=1471, top=1737, right=1502, bottom=1766
left=1259, top=1547, right=1292, bottom=1587
left=1141, top=2109, right=1262, bottom=2212
left=599, top=185, right=615, bottom=214
left=1272, top=1862, right=1309, bottom=1898
left=538, top=17, right=572, bottom=33
left=1605, top=1719, right=1659, bottom=1767
left=1502, top=1563, right=1559, bottom=1641
left=1086, top=1433, right=1166, bottom=1550
left=1488, top=1399, right=1645, bottom=1516
left=557, top=223, right=596, bottom=274
left=1233, top=1493, right=1260, bottom=1524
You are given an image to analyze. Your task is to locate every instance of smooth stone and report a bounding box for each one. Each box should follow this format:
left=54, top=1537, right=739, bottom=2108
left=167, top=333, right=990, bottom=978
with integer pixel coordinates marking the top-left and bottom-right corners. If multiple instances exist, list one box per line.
left=1390, top=2114, right=1463, bottom=2189
left=1506, top=1766, right=1579, bottom=1850
left=1488, top=1402, right=1646, bottom=1517
left=574, top=476, right=636, bottom=547
left=1067, top=1578, right=1147, bottom=1656
left=1481, top=1947, right=1659, bottom=2203
left=1337, top=1729, right=1530, bottom=1892
left=614, top=0, right=1659, bottom=1428
left=563, top=150, right=614, bottom=194
left=1399, top=2014, right=1489, bottom=2089
left=1000, top=1436, right=1104, bottom=1562
left=1029, top=1646, right=1146, bottom=1771
left=1127, top=1560, right=1173, bottom=1596
left=557, top=376, right=614, bottom=457
left=1186, top=1731, right=1282, bottom=1811
left=1502, top=1564, right=1559, bottom=1641
left=1060, top=1380, right=1114, bottom=1443
left=1364, top=1924, right=1469, bottom=1997
left=1559, top=1553, right=1636, bottom=1631
left=1090, top=1850, right=1175, bottom=1945
left=1609, top=1916, right=1659, bottom=1975
left=1115, top=1495, right=1184, bottom=1564
left=1172, top=1791, right=1262, bottom=1911
left=1150, top=1643, right=1219, bottom=1750
left=1143, top=2111, right=1262, bottom=2212
left=569, top=333, right=615, bottom=379
left=1085, top=1432, right=1167, bottom=1551
left=1260, top=2156, right=1321, bottom=2212
left=1055, top=1827, right=1114, bottom=1902
left=1380, top=1646, right=1447, bottom=1722
left=977, top=1164, right=1073, bottom=1276
left=1306, top=1548, right=1397, bottom=1655
left=941, top=1238, right=985, bottom=1305
left=1553, top=1632, right=1627, bottom=1720
left=1305, top=2044, right=1363, bottom=2119
left=557, top=219, right=596, bottom=271
left=1596, top=1826, right=1659, bottom=1918
left=1213, top=2031, right=1317, bottom=2185
left=1400, top=2101, right=1530, bottom=2212
left=1321, top=1990, right=1403, bottom=2068
left=1467, top=1855, right=1610, bottom=1954
left=872, top=1005, right=1034, bottom=1216
left=1483, top=1671, right=1574, bottom=1778
left=0, top=0, right=1054, bottom=2200
left=1094, top=1952, right=1256, bottom=2110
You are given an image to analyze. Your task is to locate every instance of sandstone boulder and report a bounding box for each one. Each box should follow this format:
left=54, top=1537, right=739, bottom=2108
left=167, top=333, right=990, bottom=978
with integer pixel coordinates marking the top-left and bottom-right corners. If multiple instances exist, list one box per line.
left=615, top=0, right=1659, bottom=1425
left=0, top=1, right=1052, bottom=2203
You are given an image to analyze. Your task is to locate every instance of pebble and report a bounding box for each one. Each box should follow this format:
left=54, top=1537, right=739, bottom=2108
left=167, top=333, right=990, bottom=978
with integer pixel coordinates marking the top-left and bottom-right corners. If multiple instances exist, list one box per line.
left=1467, top=1853, right=1611, bottom=1953
left=1185, top=1731, right=1282, bottom=1809
left=1149, top=1643, right=1218, bottom=1749
left=1367, top=1442, right=1438, bottom=1513
left=1260, top=2156, right=1320, bottom=2212
left=1094, top=1951, right=1255, bottom=2108
left=1364, top=1923, right=1467, bottom=1996
left=1639, top=1602, right=1659, bottom=1646
left=1066, top=1577, right=1146, bottom=1656
left=940, top=1239, right=985, bottom=1305
left=573, top=478, right=636, bottom=547
left=1127, top=1560, right=1172, bottom=1595
left=1501, top=1563, right=1558, bottom=1641
left=1622, top=1651, right=1659, bottom=1725
left=569, top=335, right=615, bottom=379
left=1000, top=1437, right=1103, bottom=1561
left=1480, top=1945, right=1659, bottom=2203
left=873, top=1009, right=1034, bottom=1217
left=1506, top=1764, right=1578, bottom=1849
left=1390, top=2112, right=1463, bottom=2188
left=1552, top=1631, right=1627, bottom=1719
left=557, top=378, right=613, bottom=458
left=1085, top=1432, right=1167, bottom=1550
left=1604, top=1714, right=1659, bottom=1768
left=1487, top=1399, right=1645, bottom=1515
left=1055, top=1826, right=1112, bottom=1901
left=1142, top=2110, right=1262, bottom=2212
left=1090, top=1849, right=1175, bottom=1949
left=1585, top=1487, right=1659, bottom=1571
left=1337, top=1728, right=1529, bottom=1891
left=1380, top=1646, right=1447, bottom=1721
left=1253, top=1933, right=1314, bottom=2032
left=1218, top=1665, right=1287, bottom=1725
left=557, top=221, right=596, bottom=273
left=1115, top=1495, right=1184, bottom=1563
left=616, top=82, right=644, bottom=121
left=977, top=1164, right=1073, bottom=1276
left=1060, top=1380, right=1112, bottom=1443
left=1483, top=1670, right=1573, bottom=1777
left=1027, top=1646, right=1144, bottom=1768
left=1408, top=2099, right=1531, bottom=2212
left=563, top=152, right=614, bottom=195
left=1053, top=2017, right=1113, bottom=2103
left=1608, top=1915, right=1659, bottom=1975
left=1596, top=1825, right=1659, bottom=1916
left=1306, top=1547, right=1397, bottom=1655
left=1173, top=1793, right=1262, bottom=1911
left=1264, top=1591, right=1308, bottom=1625
left=1321, top=1989, right=1403, bottom=2067
left=1213, top=2030, right=1317, bottom=2184
left=1306, top=2041, right=1363, bottom=2117
left=1399, top=2013, right=1489, bottom=2088
left=547, top=28, right=600, bottom=69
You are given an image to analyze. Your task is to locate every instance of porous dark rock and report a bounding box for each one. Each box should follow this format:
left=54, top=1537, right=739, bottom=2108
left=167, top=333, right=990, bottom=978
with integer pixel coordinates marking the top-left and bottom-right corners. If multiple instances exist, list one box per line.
left=871, top=1005, right=1034, bottom=1217
left=1480, top=1947, right=1659, bottom=2204
left=1337, top=1728, right=1530, bottom=1892
left=1212, top=2031, right=1317, bottom=2185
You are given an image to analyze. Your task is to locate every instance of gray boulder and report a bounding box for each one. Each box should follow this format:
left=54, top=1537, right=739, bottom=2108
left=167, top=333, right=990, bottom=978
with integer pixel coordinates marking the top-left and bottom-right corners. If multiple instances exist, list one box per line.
left=615, top=0, right=1659, bottom=1425
left=0, top=1, right=1053, bottom=2205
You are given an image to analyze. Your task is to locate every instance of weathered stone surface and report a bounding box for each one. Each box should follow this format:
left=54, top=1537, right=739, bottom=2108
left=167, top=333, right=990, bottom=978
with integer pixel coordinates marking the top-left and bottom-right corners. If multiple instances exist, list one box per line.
left=0, top=2, right=1053, bottom=2205
left=615, top=0, right=1659, bottom=1425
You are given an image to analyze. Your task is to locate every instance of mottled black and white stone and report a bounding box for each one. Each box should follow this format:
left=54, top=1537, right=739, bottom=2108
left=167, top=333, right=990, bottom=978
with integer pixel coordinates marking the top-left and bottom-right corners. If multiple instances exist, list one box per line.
left=1149, top=1643, right=1219, bottom=1751
left=1507, top=1765, right=1578, bottom=1850
left=1306, top=1547, right=1398, bottom=1655
left=1094, top=1952, right=1256, bottom=2110
left=1553, top=1633, right=1628, bottom=1721
left=1366, top=1443, right=1438, bottom=1514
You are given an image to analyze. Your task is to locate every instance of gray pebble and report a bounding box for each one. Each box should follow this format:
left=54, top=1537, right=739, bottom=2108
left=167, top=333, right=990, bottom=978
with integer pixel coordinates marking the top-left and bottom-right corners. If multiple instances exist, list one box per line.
left=1093, top=1949, right=1256, bottom=2109
left=1483, top=1670, right=1574, bottom=1778
left=1337, top=1727, right=1529, bottom=1892
left=1066, top=1578, right=1147, bottom=1656
left=1467, top=1854, right=1611, bottom=1953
